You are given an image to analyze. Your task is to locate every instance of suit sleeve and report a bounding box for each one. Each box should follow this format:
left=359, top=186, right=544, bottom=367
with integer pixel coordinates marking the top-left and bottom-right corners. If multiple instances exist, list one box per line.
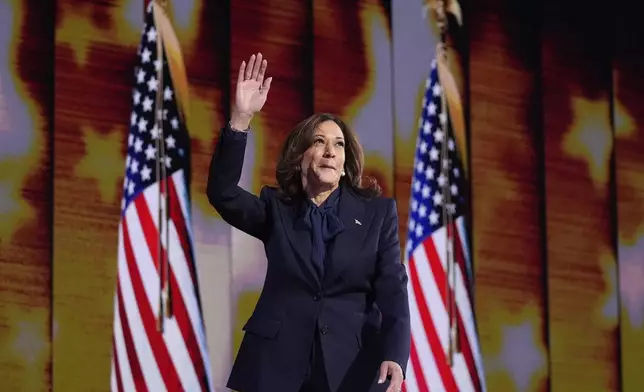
left=374, top=198, right=411, bottom=377
left=206, top=126, right=269, bottom=241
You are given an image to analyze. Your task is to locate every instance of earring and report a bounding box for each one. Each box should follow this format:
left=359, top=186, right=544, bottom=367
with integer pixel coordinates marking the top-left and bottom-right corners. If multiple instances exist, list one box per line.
left=341, top=171, right=345, bottom=176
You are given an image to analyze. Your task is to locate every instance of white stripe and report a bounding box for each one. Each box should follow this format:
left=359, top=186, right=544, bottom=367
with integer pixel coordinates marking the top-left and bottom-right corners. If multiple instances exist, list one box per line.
left=402, top=357, right=417, bottom=392
left=141, top=186, right=211, bottom=391
left=162, top=316, right=203, bottom=391
left=414, top=244, right=474, bottom=392
left=118, top=220, right=166, bottom=392
left=112, top=288, right=135, bottom=392
left=406, top=255, right=445, bottom=392
left=125, top=202, right=160, bottom=316
left=127, top=198, right=201, bottom=391
left=432, top=226, right=485, bottom=390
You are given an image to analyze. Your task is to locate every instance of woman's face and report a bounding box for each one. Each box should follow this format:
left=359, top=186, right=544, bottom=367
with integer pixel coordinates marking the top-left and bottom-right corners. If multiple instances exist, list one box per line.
left=300, top=120, right=346, bottom=192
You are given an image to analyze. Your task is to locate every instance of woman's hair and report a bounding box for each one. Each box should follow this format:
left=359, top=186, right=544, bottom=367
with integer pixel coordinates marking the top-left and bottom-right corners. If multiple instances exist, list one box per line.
left=275, top=113, right=381, bottom=201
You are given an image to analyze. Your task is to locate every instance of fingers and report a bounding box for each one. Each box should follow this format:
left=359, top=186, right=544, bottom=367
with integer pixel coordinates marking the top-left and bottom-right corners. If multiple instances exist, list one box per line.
left=378, top=362, right=389, bottom=384
left=386, top=373, right=404, bottom=392
left=237, top=60, right=246, bottom=87
left=257, top=58, right=268, bottom=85
left=251, top=52, right=263, bottom=80
left=261, top=77, right=273, bottom=96
left=239, top=53, right=269, bottom=87
left=379, top=362, right=403, bottom=392
left=244, top=54, right=255, bottom=81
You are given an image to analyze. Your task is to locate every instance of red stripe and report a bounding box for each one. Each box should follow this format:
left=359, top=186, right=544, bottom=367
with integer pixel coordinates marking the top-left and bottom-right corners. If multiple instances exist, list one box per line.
left=166, top=178, right=198, bottom=287
left=134, top=196, right=208, bottom=391
left=423, top=238, right=481, bottom=391
left=111, top=335, right=124, bottom=392
left=165, top=177, right=210, bottom=389
left=167, top=268, right=210, bottom=392
left=122, top=216, right=184, bottom=391
left=408, top=254, right=458, bottom=392
left=452, top=228, right=482, bottom=392
left=409, top=336, right=430, bottom=392
left=116, top=278, right=149, bottom=392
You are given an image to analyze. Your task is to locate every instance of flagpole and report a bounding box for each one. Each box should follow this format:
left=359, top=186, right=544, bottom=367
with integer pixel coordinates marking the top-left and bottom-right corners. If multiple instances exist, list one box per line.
left=433, top=0, right=460, bottom=367
left=153, top=0, right=173, bottom=332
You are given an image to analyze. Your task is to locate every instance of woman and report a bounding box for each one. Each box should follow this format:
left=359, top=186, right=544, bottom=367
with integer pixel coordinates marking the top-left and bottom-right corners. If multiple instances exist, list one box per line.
left=207, top=53, right=410, bottom=392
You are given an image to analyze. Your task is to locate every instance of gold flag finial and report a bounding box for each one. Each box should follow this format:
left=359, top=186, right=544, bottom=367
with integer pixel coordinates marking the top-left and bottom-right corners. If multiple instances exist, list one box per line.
left=152, top=0, right=190, bottom=124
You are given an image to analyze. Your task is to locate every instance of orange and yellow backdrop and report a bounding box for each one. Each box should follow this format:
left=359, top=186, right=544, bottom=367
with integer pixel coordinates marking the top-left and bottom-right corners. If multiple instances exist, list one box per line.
left=1, top=0, right=643, bottom=391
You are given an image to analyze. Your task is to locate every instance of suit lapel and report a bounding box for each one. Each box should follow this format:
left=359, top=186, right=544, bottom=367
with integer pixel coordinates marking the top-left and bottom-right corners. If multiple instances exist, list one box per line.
left=278, top=200, right=321, bottom=289
left=325, top=188, right=371, bottom=283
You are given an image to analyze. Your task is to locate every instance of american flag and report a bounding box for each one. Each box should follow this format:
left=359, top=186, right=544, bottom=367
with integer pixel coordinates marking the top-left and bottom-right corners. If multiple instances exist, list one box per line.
left=402, top=60, right=486, bottom=392
left=110, top=2, right=214, bottom=391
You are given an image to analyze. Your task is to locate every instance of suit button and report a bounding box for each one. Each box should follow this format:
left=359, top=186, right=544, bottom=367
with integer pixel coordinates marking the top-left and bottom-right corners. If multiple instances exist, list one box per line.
left=320, top=325, right=329, bottom=335
left=313, top=293, right=321, bottom=302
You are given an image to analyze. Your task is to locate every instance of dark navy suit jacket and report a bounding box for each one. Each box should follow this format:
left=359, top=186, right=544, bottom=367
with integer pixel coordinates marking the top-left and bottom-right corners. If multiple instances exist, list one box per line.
left=207, top=128, right=410, bottom=392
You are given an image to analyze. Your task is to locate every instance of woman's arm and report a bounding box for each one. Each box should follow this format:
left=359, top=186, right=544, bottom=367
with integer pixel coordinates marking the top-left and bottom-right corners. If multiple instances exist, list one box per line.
left=374, top=198, right=411, bottom=378
left=207, top=53, right=274, bottom=241
left=206, top=123, right=269, bottom=241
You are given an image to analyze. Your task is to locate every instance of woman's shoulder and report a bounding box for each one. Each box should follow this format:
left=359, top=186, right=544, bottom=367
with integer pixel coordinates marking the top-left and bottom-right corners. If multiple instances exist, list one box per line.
left=347, top=187, right=397, bottom=213
left=258, top=185, right=279, bottom=200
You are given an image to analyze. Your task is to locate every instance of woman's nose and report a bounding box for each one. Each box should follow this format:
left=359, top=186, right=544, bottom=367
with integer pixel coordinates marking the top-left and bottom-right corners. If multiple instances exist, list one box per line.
left=324, top=143, right=335, bottom=157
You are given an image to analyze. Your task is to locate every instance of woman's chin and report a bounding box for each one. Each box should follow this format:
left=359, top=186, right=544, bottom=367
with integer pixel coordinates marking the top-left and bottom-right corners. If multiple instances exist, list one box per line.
left=313, top=176, right=340, bottom=189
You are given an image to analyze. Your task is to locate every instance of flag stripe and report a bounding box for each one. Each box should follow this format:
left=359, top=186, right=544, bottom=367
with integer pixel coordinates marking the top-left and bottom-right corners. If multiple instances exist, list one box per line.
left=116, top=281, right=148, bottom=392
left=140, top=181, right=210, bottom=390
left=432, top=223, right=485, bottom=390
left=423, top=231, right=480, bottom=392
left=167, top=174, right=214, bottom=387
left=453, top=228, right=485, bottom=388
left=119, top=220, right=166, bottom=391
left=111, top=336, right=124, bottom=392
left=408, top=252, right=458, bottom=391
left=409, top=329, right=432, bottom=392
left=113, top=288, right=133, bottom=392
left=414, top=242, right=474, bottom=392
left=127, top=199, right=201, bottom=391
left=122, top=216, right=182, bottom=390
left=135, top=194, right=209, bottom=391
left=166, top=176, right=198, bottom=286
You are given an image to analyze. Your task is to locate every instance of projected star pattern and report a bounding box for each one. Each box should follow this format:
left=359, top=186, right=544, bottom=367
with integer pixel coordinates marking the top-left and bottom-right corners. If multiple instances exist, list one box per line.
left=0, top=0, right=643, bottom=391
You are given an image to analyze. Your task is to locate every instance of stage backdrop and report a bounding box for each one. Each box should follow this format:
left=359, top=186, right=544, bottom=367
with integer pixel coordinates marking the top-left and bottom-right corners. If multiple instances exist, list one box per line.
left=0, top=0, right=643, bottom=391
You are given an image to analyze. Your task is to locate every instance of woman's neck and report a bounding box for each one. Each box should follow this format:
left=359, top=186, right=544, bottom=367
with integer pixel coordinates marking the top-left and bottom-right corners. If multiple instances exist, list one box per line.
left=306, top=185, right=338, bottom=206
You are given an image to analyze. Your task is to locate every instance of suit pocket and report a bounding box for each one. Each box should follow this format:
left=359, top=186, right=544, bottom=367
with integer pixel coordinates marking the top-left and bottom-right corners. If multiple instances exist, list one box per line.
left=242, top=314, right=282, bottom=339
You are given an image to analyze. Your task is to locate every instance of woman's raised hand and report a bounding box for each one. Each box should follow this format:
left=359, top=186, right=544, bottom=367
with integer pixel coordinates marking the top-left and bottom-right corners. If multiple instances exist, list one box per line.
left=230, top=53, right=272, bottom=130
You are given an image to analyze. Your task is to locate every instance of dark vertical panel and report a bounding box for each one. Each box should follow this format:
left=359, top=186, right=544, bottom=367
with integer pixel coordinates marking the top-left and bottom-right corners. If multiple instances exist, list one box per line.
left=229, top=0, right=313, bottom=191
left=613, top=2, right=644, bottom=391
left=468, top=1, right=548, bottom=390
left=313, top=0, right=394, bottom=197
left=229, top=0, right=313, bottom=354
left=0, top=0, right=54, bottom=390
left=53, top=1, right=141, bottom=389
left=542, top=1, right=619, bottom=390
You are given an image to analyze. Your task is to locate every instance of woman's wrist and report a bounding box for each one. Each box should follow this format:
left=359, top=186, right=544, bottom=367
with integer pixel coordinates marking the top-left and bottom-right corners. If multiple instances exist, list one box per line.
left=230, top=110, right=253, bottom=131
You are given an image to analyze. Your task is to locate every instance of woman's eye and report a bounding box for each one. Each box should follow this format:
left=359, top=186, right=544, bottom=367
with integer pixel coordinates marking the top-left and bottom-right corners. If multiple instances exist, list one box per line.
left=314, top=139, right=324, bottom=145
left=336, top=142, right=344, bottom=147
